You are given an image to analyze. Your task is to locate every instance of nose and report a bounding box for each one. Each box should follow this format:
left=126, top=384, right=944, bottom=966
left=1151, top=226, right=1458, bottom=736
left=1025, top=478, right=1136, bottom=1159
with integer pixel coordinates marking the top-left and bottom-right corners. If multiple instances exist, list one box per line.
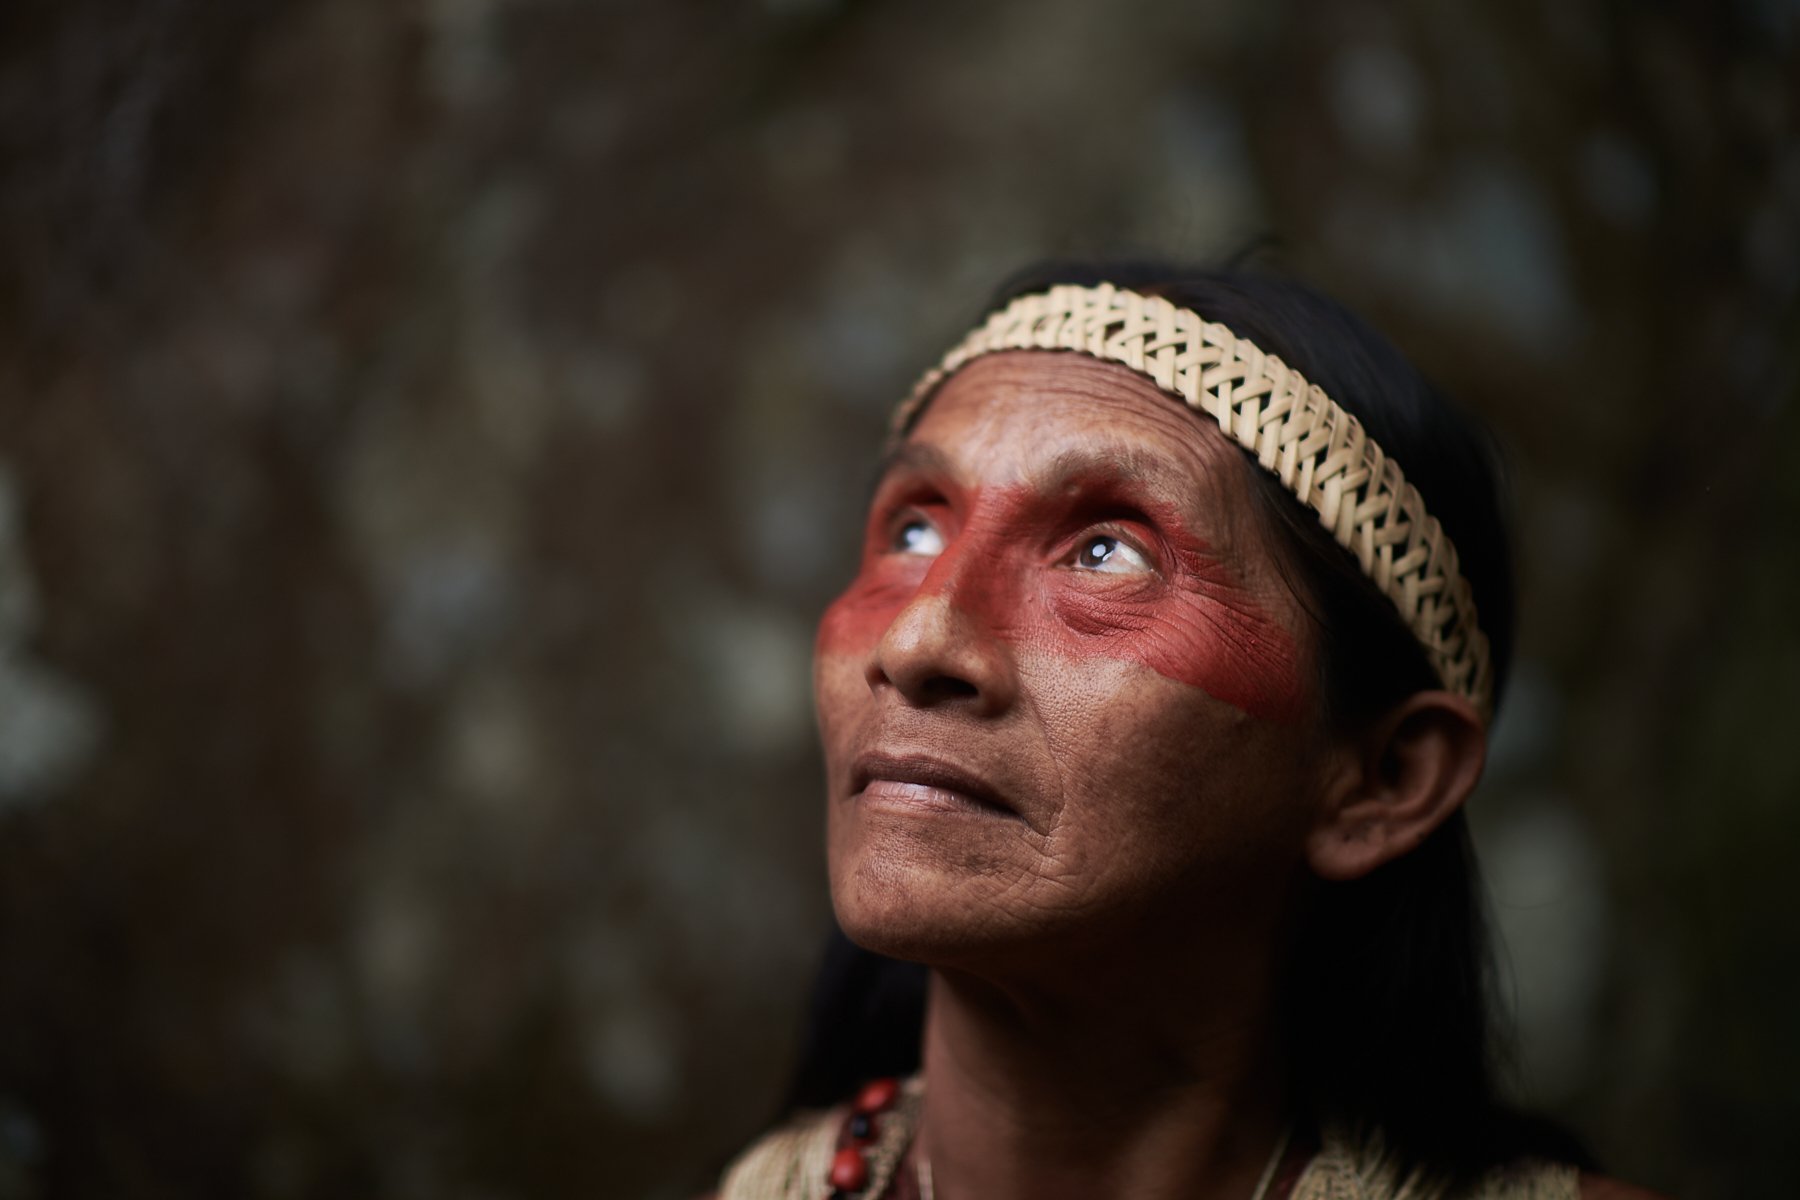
left=867, top=557, right=1019, bottom=715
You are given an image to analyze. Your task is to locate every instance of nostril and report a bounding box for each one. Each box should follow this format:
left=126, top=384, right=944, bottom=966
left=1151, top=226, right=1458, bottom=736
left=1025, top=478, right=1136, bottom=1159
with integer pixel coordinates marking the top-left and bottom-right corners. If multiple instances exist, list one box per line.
left=919, top=675, right=979, bottom=701
left=867, top=662, right=982, bottom=704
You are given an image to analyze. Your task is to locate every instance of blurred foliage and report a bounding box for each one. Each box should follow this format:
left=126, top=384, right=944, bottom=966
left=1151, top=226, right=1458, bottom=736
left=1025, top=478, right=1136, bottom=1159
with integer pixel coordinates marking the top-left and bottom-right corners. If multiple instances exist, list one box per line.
left=0, top=0, right=1794, bottom=1197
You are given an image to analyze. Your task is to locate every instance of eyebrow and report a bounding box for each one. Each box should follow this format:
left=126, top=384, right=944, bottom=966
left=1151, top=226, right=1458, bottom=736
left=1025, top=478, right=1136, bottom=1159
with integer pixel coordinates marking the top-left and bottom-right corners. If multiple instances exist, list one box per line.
left=867, top=441, right=957, bottom=499
left=867, top=440, right=1217, bottom=513
left=1038, top=445, right=1170, bottom=493
left=1040, top=443, right=1231, bottom=528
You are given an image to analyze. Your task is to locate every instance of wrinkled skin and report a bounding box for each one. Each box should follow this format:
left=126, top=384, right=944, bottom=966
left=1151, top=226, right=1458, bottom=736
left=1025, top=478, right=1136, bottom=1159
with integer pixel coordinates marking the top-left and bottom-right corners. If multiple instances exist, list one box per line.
left=814, top=351, right=1333, bottom=974
left=795, top=351, right=1660, bottom=1200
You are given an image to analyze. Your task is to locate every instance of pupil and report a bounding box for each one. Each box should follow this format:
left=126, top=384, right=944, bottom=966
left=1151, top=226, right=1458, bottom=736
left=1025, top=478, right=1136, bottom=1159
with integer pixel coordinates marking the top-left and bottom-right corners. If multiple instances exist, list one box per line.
left=1091, top=538, right=1112, bottom=561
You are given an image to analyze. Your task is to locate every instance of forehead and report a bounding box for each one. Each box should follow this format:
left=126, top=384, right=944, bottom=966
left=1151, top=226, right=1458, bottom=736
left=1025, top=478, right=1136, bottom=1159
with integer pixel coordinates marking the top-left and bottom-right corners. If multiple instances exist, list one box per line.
left=900, top=351, right=1248, bottom=523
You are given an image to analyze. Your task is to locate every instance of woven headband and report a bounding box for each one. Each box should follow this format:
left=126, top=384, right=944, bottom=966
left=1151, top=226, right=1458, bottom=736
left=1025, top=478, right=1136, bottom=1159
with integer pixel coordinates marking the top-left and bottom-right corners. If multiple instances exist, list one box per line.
left=892, top=283, right=1493, bottom=718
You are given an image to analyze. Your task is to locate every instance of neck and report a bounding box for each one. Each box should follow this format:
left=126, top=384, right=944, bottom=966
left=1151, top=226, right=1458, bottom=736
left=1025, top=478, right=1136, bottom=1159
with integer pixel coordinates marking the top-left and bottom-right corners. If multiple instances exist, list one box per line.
left=916, top=939, right=1291, bottom=1200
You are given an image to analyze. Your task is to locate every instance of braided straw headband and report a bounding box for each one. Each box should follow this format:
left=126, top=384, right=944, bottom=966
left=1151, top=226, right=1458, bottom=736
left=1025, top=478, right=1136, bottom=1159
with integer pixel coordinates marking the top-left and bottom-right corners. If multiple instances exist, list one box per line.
left=891, top=283, right=1493, bottom=719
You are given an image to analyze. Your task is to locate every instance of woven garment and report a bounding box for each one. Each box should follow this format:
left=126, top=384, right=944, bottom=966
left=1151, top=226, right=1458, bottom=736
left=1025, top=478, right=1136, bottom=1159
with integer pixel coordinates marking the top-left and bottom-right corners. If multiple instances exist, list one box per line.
left=894, top=283, right=1493, bottom=719
left=715, top=1093, right=1578, bottom=1200
left=1297, top=1130, right=1579, bottom=1200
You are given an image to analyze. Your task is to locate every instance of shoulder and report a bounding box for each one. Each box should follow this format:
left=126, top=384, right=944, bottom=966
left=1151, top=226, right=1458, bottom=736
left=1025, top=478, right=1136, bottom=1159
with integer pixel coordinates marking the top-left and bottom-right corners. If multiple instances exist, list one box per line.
left=1578, top=1174, right=1672, bottom=1200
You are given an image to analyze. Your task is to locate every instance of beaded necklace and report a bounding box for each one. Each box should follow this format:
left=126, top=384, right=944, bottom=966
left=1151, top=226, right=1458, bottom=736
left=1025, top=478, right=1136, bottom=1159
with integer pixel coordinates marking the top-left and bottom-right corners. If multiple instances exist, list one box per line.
left=823, top=1077, right=1292, bottom=1200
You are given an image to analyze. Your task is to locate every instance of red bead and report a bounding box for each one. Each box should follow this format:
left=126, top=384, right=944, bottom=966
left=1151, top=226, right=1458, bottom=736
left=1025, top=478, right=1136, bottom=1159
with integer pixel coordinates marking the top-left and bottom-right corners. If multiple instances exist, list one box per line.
left=853, top=1077, right=900, bottom=1113
left=828, top=1147, right=869, bottom=1192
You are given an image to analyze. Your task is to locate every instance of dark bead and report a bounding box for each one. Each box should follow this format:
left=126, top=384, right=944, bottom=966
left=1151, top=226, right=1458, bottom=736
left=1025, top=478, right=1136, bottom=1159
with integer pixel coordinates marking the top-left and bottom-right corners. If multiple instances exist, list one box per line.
left=848, top=1113, right=875, bottom=1141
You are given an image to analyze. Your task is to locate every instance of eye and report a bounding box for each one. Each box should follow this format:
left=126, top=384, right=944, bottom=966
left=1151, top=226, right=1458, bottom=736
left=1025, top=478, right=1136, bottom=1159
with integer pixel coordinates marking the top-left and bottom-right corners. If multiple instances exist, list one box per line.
left=1072, top=534, right=1152, bottom=574
left=891, top=516, right=946, bottom=557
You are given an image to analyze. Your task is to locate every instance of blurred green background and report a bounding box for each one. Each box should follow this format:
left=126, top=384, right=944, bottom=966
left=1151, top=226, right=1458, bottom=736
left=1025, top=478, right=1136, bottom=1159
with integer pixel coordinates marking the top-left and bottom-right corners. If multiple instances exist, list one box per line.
left=0, top=0, right=1795, bottom=1196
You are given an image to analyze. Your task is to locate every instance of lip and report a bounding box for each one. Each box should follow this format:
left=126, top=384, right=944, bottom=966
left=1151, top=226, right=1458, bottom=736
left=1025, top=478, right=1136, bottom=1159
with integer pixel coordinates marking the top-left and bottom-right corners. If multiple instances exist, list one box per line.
left=849, top=752, right=1019, bottom=819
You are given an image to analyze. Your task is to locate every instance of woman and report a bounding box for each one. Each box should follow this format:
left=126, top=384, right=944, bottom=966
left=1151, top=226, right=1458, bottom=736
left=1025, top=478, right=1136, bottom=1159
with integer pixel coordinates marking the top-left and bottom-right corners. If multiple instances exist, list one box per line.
left=717, top=265, right=1658, bottom=1200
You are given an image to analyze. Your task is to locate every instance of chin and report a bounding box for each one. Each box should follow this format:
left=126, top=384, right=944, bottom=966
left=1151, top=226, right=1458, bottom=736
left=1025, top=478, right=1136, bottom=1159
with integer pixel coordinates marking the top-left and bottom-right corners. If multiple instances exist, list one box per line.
left=831, top=892, right=997, bottom=969
left=828, top=837, right=1015, bottom=967
left=826, top=824, right=1087, bottom=974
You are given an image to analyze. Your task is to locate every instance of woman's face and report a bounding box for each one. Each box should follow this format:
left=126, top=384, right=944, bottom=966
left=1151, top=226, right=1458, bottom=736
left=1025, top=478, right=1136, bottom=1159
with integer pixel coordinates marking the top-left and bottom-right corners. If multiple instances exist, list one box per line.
left=814, top=351, right=1330, bottom=970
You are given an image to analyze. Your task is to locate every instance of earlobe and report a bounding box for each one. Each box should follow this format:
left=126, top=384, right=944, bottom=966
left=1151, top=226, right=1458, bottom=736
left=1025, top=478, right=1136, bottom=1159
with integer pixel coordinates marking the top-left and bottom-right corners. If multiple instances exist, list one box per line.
left=1305, top=691, right=1488, bottom=882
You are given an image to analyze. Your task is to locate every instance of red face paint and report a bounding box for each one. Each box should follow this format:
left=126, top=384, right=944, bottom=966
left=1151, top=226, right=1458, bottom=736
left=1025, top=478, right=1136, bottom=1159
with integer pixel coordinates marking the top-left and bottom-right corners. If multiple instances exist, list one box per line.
left=816, top=468, right=1307, bottom=724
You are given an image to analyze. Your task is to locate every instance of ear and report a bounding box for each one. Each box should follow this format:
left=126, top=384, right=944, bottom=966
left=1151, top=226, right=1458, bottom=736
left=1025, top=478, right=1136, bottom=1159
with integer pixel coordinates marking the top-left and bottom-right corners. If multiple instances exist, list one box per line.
left=1305, top=690, right=1488, bottom=882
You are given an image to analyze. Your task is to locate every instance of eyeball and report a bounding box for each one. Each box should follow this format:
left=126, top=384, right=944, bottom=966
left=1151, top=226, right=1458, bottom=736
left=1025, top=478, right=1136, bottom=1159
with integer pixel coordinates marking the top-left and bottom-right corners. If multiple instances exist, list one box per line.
left=894, top=517, right=945, bottom=557
left=1074, top=535, right=1151, bottom=574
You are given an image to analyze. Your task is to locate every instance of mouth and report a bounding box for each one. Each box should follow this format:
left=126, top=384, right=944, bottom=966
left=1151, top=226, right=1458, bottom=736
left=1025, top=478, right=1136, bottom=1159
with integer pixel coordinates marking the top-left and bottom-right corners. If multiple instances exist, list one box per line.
left=849, top=752, right=1019, bottom=819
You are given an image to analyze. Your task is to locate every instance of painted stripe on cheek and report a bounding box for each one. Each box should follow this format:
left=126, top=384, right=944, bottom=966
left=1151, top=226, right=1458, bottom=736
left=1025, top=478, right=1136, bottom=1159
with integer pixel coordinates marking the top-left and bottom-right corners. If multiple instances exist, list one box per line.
left=816, top=485, right=1307, bottom=723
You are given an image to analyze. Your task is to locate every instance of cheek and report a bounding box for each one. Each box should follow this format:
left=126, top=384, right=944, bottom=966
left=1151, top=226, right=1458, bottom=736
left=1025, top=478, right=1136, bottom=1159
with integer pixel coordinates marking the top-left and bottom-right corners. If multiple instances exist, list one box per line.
left=814, top=574, right=906, bottom=771
left=813, top=618, right=867, bottom=752
left=1049, top=672, right=1307, bottom=883
left=1047, top=583, right=1305, bottom=725
left=816, top=563, right=913, bottom=659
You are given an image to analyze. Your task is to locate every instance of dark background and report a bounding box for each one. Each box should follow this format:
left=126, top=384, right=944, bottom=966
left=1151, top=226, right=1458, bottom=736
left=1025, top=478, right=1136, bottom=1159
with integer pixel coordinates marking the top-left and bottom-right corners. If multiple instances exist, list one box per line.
left=1, top=1, right=1795, bottom=1197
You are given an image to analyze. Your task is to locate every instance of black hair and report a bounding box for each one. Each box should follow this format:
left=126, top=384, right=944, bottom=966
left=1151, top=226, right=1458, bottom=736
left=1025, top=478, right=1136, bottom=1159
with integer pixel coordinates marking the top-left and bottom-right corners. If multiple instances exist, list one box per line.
left=785, top=261, right=1592, bottom=1191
